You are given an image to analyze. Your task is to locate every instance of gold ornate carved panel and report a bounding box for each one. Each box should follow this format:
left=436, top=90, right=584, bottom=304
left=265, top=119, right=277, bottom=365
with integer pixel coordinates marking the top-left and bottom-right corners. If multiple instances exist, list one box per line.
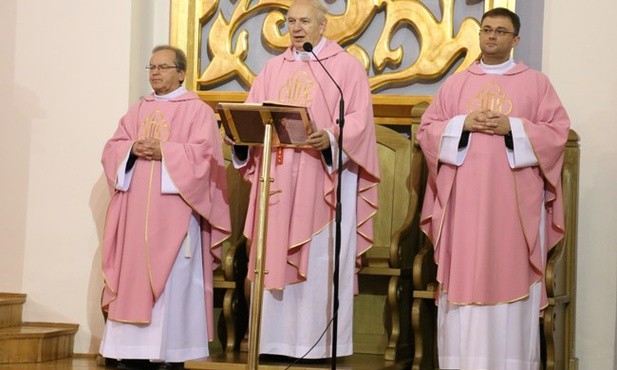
left=171, top=0, right=516, bottom=98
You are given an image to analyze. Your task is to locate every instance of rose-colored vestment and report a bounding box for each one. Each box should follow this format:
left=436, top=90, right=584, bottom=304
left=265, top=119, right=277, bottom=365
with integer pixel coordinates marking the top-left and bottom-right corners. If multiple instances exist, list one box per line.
left=417, top=61, right=570, bottom=307
left=101, top=91, right=230, bottom=339
left=241, top=39, right=380, bottom=289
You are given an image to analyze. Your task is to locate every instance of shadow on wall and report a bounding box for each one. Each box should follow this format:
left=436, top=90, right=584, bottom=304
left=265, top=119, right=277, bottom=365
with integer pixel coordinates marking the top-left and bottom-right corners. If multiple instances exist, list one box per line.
left=0, top=1, right=46, bottom=293
left=87, top=173, right=112, bottom=353
left=0, top=83, right=45, bottom=291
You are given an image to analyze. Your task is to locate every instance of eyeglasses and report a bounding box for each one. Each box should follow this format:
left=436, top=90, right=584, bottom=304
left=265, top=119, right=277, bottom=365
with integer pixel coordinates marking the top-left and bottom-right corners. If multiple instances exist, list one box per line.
left=479, top=27, right=516, bottom=37
left=145, top=64, right=179, bottom=72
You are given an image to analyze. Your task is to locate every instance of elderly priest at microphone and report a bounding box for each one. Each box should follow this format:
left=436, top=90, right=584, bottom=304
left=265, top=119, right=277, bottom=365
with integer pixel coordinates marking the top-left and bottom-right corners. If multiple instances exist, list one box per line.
left=229, top=0, right=379, bottom=360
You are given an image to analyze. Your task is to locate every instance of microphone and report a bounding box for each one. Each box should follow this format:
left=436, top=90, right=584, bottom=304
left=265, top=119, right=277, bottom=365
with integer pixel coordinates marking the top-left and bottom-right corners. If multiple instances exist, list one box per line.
left=302, top=42, right=344, bottom=119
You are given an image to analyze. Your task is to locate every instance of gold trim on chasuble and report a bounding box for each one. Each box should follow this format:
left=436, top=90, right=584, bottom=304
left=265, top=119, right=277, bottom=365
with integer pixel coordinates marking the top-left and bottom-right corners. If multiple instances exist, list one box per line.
left=139, top=110, right=171, bottom=296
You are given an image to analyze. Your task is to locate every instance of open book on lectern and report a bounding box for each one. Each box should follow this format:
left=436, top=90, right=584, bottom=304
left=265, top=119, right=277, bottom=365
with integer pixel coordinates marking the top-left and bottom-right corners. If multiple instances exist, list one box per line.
left=217, top=101, right=316, bottom=147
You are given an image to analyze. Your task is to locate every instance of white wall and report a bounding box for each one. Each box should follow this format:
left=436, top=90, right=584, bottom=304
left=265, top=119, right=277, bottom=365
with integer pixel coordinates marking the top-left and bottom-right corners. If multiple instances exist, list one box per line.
left=544, top=1, right=617, bottom=369
left=0, top=1, right=615, bottom=367
left=0, top=0, right=27, bottom=296
left=0, top=0, right=170, bottom=354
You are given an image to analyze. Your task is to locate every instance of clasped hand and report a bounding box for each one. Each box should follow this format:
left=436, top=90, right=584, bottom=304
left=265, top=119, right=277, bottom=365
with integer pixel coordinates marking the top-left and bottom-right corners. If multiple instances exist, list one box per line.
left=464, top=109, right=511, bottom=136
left=132, top=138, right=162, bottom=161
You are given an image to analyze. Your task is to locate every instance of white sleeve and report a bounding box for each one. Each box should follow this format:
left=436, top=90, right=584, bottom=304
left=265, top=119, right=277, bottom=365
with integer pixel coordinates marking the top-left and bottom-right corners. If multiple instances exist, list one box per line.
left=115, top=149, right=134, bottom=191
left=161, top=160, right=180, bottom=194
left=231, top=146, right=250, bottom=169
left=506, top=118, right=538, bottom=168
left=325, top=129, right=348, bottom=174
left=438, top=115, right=470, bottom=166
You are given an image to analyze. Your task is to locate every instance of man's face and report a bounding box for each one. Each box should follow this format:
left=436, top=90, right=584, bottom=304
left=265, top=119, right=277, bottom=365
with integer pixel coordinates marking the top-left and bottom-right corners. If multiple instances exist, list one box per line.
left=479, top=16, right=520, bottom=64
left=148, top=49, right=185, bottom=95
left=286, top=1, right=326, bottom=51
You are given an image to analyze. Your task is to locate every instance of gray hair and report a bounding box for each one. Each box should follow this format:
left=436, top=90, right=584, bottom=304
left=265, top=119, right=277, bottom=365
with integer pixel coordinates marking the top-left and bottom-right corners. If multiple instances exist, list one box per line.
left=290, top=0, right=327, bottom=21
left=151, top=45, right=187, bottom=72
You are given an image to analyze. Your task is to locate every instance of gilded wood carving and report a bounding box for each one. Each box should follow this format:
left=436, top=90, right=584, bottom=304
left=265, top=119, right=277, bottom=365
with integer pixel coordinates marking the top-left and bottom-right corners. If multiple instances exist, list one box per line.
left=171, top=0, right=516, bottom=95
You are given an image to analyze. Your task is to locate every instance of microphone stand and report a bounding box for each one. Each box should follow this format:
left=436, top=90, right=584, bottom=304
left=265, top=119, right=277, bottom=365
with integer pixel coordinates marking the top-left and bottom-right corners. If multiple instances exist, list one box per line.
left=331, top=91, right=344, bottom=370
left=305, top=42, right=344, bottom=370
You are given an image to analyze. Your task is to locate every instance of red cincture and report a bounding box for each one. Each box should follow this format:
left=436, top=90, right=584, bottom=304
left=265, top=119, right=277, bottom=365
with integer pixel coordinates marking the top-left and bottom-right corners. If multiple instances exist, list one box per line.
left=276, top=147, right=284, bottom=165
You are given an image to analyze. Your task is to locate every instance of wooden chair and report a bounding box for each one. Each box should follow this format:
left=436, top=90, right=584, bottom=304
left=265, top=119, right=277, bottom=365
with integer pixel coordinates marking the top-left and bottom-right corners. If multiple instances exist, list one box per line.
left=354, top=106, right=428, bottom=362
left=212, top=143, right=251, bottom=352
left=410, top=130, right=580, bottom=370
left=541, top=130, right=579, bottom=370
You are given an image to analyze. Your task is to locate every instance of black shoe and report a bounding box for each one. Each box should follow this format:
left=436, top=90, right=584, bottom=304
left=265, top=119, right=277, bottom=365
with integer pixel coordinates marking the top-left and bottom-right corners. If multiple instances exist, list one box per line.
left=104, top=358, right=120, bottom=368
left=115, top=360, right=133, bottom=370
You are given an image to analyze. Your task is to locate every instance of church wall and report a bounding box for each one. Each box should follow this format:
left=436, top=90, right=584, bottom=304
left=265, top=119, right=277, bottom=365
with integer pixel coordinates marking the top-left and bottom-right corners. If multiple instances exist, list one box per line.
left=0, top=0, right=27, bottom=298
left=0, top=0, right=615, bottom=367
left=0, top=0, right=170, bottom=354
left=544, top=1, right=617, bottom=369
left=7, top=0, right=132, bottom=355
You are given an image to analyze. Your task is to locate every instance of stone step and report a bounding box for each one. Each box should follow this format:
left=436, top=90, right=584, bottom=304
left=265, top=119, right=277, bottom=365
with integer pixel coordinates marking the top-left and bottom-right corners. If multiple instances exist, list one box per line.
left=0, top=293, right=26, bottom=328
left=0, top=322, right=79, bottom=364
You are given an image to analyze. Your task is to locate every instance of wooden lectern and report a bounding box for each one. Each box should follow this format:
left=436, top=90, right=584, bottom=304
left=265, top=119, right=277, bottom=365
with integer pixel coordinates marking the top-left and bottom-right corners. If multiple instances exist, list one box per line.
left=212, top=102, right=314, bottom=370
left=219, top=102, right=316, bottom=148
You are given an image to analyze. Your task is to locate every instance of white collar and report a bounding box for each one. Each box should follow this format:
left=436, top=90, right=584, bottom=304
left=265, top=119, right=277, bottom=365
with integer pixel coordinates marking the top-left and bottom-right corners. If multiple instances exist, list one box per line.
left=293, top=37, right=326, bottom=61
left=154, top=85, right=187, bottom=100
left=479, top=58, right=516, bottom=75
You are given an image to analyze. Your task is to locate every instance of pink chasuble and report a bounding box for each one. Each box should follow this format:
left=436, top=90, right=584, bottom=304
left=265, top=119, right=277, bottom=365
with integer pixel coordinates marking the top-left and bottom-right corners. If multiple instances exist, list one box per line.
left=101, top=91, right=231, bottom=339
left=241, top=39, right=379, bottom=290
left=417, top=61, right=570, bottom=307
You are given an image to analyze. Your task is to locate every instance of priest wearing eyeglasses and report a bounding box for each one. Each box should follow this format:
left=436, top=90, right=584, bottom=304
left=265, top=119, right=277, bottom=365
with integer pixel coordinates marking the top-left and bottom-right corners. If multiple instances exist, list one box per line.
left=99, top=45, right=231, bottom=369
left=417, top=8, right=571, bottom=370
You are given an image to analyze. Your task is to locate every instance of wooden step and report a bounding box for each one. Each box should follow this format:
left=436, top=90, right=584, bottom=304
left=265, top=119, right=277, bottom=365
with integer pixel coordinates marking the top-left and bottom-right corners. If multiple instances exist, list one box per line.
left=0, top=293, right=26, bottom=328
left=0, top=322, right=79, bottom=364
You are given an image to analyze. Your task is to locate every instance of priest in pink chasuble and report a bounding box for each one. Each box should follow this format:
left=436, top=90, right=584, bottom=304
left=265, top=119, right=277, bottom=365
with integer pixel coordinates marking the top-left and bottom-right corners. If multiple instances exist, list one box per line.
left=230, top=0, right=379, bottom=359
left=99, top=45, right=231, bottom=368
left=417, top=8, right=570, bottom=370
